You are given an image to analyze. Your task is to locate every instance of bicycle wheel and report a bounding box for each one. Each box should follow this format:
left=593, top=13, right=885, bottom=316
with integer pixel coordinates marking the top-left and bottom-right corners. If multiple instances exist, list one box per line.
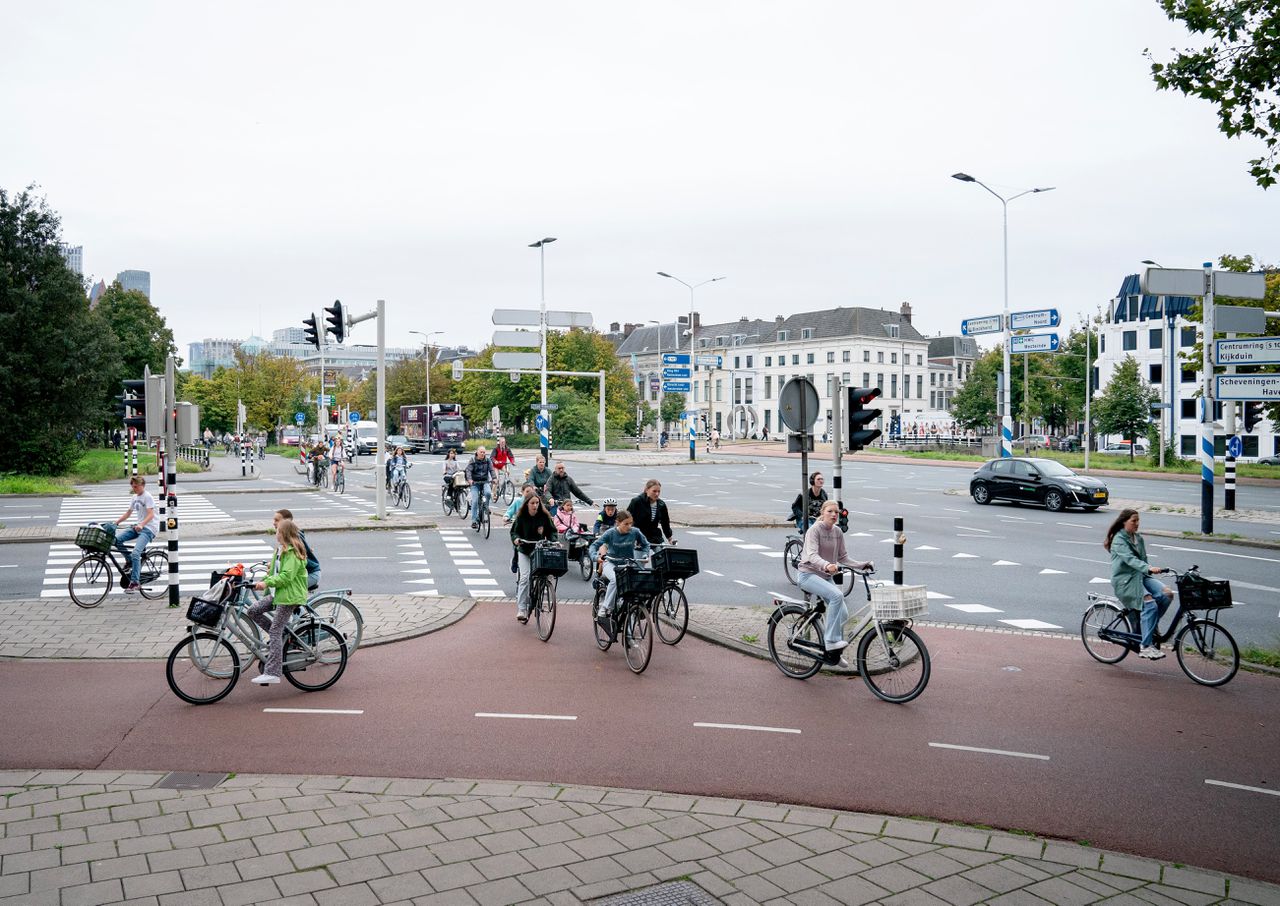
left=783, top=539, right=802, bottom=586
left=166, top=632, right=240, bottom=705
left=458, top=495, right=471, bottom=520
left=137, top=550, right=170, bottom=599
left=68, top=554, right=112, bottom=608
left=503, top=479, right=515, bottom=505
left=441, top=487, right=455, bottom=516
left=334, top=469, right=345, bottom=494
left=767, top=604, right=824, bottom=679
left=306, top=595, right=364, bottom=655
left=482, top=506, right=491, bottom=539
left=283, top=621, right=348, bottom=691
left=578, top=550, right=592, bottom=581
left=1174, top=619, right=1239, bottom=687
left=403, top=480, right=412, bottom=509
left=592, top=586, right=613, bottom=651
left=857, top=623, right=930, bottom=704
left=1081, top=602, right=1131, bottom=664
left=654, top=584, right=689, bottom=645
left=534, top=576, right=557, bottom=642
left=623, top=603, right=653, bottom=674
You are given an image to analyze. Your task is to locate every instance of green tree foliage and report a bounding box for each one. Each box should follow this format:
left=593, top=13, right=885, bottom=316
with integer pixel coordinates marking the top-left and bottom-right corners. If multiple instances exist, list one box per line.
left=178, top=351, right=307, bottom=436
left=1147, top=1, right=1280, bottom=188
left=94, top=283, right=177, bottom=396
left=1095, top=356, right=1159, bottom=460
left=0, top=188, right=118, bottom=474
left=949, top=347, right=1002, bottom=432
left=660, top=392, right=687, bottom=426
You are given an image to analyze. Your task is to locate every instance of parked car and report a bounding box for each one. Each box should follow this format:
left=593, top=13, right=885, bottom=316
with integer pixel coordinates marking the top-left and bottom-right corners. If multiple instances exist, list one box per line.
left=386, top=434, right=410, bottom=452
left=970, top=457, right=1109, bottom=512
left=1012, top=434, right=1056, bottom=451
left=1258, top=455, right=1280, bottom=466
left=1056, top=436, right=1081, bottom=452
left=1104, top=441, right=1147, bottom=455
left=353, top=420, right=380, bottom=456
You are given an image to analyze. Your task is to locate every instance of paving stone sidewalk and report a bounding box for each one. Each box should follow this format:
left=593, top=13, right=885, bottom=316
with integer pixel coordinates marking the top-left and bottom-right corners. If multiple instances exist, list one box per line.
left=0, top=770, right=1274, bottom=906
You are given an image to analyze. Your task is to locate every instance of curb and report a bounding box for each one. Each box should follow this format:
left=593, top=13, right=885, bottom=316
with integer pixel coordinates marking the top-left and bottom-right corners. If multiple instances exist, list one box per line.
left=1142, top=528, right=1280, bottom=551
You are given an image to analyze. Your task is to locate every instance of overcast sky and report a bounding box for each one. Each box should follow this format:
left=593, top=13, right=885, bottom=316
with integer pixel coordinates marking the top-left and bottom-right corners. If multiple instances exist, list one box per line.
left=4, top=1, right=1275, bottom=359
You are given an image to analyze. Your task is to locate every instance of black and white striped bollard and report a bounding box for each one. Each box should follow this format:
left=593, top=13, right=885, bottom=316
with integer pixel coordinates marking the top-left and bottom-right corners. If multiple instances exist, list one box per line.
left=893, top=516, right=905, bottom=586
left=1225, top=454, right=1236, bottom=511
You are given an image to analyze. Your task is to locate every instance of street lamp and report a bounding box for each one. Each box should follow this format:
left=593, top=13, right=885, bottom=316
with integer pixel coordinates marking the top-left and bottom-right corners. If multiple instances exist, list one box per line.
left=952, top=172, right=1055, bottom=457
left=409, top=329, right=444, bottom=452
left=657, top=271, right=725, bottom=460
left=529, top=237, right=557, bottom=461
left=1141, top=259, right=1177, bottom=469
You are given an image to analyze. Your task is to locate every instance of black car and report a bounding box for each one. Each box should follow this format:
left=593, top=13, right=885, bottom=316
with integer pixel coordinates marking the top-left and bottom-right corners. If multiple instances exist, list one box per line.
left=970, top=457, right=1109, bottom=512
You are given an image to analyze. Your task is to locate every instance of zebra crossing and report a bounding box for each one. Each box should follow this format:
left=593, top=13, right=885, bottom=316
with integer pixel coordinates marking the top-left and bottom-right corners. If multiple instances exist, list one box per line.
left=57, top=495, right=232, bottom=526
left=398, top=530, right=436, bottom=596
left=43, top=538, right=276, bottom=599
left=439, top=528, right=503, bottom=597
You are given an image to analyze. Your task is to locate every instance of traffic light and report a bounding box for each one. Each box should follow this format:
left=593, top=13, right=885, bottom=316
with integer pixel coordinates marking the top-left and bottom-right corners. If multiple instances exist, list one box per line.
left=119, top=379, right=147, bottom=432
left=1243, top=400, right=1265, bottom=434
left=847, top=386, right=883, bottom=452
left=837, top=506, right=849, bottom=533
left=302, top=313, right=321, bottom=349
left=325, top=300, right=345, bottom=344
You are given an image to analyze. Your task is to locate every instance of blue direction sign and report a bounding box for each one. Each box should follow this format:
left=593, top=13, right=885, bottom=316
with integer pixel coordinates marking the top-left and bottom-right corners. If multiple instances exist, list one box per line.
left=695, top=354, right=723, bottom=368
left=349, top=411, right=361, bottom=423
left=663, top=367, right=691, bottom=380
left=961, top=314, right=1002, bottom=336
left=662, top=353, right=691, bottom=366
left=1010, top=333, right=1060, bottom=354
left=1009, top=308, right=1060, bottom=331
left=294, top=412, right=306, bottom=425
left=1227, top=435, right=1243, bottom=458
left=662, top=381, right=691, bottom=393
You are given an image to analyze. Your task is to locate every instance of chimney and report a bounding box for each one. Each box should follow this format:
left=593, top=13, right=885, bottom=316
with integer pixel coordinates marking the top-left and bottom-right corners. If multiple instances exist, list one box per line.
left=775, top=315, right=784, bottom=324
left=693, top=312, right=702, bottom=329
left=900, top=301, right=913, bottom=324
left=622, top=323, right=636, bottom=338
left=610, top=322, right=620, bottom=333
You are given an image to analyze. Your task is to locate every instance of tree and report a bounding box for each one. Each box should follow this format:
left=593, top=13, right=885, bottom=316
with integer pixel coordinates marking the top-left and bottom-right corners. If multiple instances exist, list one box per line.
left=94, top=283, right=177, bottom=396
left=1095, top=356, right=1159, bottom=460
left=660, top=392, right=686, bottom=426
left=0, top=187, right=118, bottom=474
left=950, top=348, right=1002, bottom=432
left=1147, top=1, right=1280, bottom=188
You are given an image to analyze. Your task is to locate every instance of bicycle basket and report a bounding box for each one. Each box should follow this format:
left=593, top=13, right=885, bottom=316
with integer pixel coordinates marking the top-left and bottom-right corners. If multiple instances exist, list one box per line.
left=869, top=584, right=929, bottom=620
left=616, top=564, right=662, bottom=599
left=75, top=524, right=115, bottom=553
left=531, top=545, right=569, bottom=577
left=186, top=579, right=232, bottom=628
left=1176, top=573, right=1232, bottom=610
left=652, top=546, right=699, bottom=580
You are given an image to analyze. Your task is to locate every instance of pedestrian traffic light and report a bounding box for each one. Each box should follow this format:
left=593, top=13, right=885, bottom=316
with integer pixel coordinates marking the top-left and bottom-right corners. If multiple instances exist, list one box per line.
left=847, top=386, right=883, bottom=452
left=324, top=300, right=345, bottom=344
left=1243, top=400, right=1265, bottom=433
left=119, top=379, right=147, bottom=432
left=837, top=506, right=849, bottom=533
left=302, top=313, right=321, bottom=349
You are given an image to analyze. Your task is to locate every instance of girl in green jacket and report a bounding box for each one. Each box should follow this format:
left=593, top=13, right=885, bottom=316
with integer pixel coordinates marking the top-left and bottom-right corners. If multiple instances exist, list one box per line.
left=248, top=518, right=310, bottom=684
left=1105, top=509, right=1173, bottom=660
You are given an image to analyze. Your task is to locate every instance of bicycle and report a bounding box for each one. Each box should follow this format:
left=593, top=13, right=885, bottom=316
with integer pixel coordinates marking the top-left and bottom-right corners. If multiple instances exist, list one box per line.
left=520, top=540, right=565, bottom=642
left=650, top=542, right=698, bottom=645
left=235, top=561, right=365, bottom=656
left=782, top=528, right=855, bottom=598
left=441, top=476, right=470, bottom=519
left=332, top=459, right=345, bottom=494
left=165, top=577, right=348, bottom=705
left=470, top=483, right=493, bottom=539
left=496, top=466, right=516, bottom=505
left=68, top=524, right=169, bottom=607
left=766, top=567, right=931, bottom=704
left=591, top=556, right=659, bottom=674
left=1081, top=565, right=1239, bottom=686
left=391, top=463, right=413, bottom=509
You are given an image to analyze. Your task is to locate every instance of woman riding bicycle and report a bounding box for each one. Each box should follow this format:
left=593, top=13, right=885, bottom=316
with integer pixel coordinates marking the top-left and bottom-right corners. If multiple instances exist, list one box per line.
left=790, top=472, right=828, bottom=532
left=1104, top=508, right=1173, bottom=660
left=493, top=437, right=516, bottom=474
left=442, top=448, right=463, bottom=506
left=511, top=493, right=558, bottom=624
left=526, top=454, right=553, bottom=504
left=797, top=500, right=872, bottom=666
left=588, top=509, right=650, bottom=628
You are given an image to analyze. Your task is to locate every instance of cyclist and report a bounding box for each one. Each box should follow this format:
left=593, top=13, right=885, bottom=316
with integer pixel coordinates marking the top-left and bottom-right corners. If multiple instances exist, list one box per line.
left=306, top=439, right=328, bottom=486
left=546, top=462, right=593, bottom=509
left=442, top=448, right=464, bottom=508
left=273, top=509, right=321, bottom=590
left=112, top=475, right=160, bottom=594
left=790, top=472, right=828, bottom=532
left=553, top=498, right=580, bottom=536
left=465, top=446, right=497, bottom=530
left=589, top=508, right=651, bottom=627
left=504, top=483, right=535, bottom=524
left=627, top=479, right=674, bottom=547
left=798, top=500, right=873, bottom=666
left=594, top=498, right=620, bottom=534
left=510, top=492, right=558, bottom=623
left=526, top=454, right=553, bottom=504
left=493, top=436, right=516, bottom=476
left=1104, top=508, right=1173, bottom=660
left=386, top=445, right=409, bottom=490
left=327, top=433, right=343, bottom=484
left=248, top=517, right=310, bottom=686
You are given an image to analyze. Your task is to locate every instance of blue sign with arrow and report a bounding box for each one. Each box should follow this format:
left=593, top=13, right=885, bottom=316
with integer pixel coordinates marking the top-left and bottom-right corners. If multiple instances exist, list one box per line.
left=1009, top=308, right=1060, bottom=330
left=1009, top=333, right=1060, bottom=354
left=349, top=411, right=360, bottom=423
left=663, top=367, right=691, bottom=380
left=1227, top=435, right=1242, bottom=458
left=294, top=412, right=306, bottom=425
left=662, top=353, right=691, bottom=366
left=662, top=381, right=691, bottom=393
left=960, top=314, right=1002, bottom=336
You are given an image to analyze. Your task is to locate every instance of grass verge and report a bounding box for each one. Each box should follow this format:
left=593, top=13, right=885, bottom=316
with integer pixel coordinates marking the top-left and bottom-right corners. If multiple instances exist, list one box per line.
left=0, top=449, right=200, bottom=495
left=1241, top=645, right=1280, bottom=670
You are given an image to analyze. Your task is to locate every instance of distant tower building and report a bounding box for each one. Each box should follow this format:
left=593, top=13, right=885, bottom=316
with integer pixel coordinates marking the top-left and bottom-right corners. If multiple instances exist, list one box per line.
left=88, top=279, right=107, bottom=308
left=273, top=327, right=307, bottom=345
left=115, top=269, right=151, bottom=297
left=59, top=244, right=83, bottom=275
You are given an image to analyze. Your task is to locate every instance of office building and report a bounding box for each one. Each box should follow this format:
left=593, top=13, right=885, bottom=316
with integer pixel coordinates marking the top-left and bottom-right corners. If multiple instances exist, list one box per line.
left=59, top=244, right=83, bottom=275
left=115, top=269, right=151, bottom=297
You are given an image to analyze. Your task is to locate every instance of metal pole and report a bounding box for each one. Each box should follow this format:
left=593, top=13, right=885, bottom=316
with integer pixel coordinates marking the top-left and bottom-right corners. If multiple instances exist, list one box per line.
left=425, top=343, right=433, bottom=454
left=1001, top=197, right=1013, bottom=458
left=1159, top=304, right=1167, bottom=469
left=318, top=342, right=325, bottom=432
left=798, top=384, right=810, bottom=534
left=165, top=356, right=179, bottom=609
left=689, top=288, right=697, bottom=461
left=832, top=375, right=843, bottom=531
left=1084, top=317, right=1092, bottom=471
left=1169, top=313, right=1178, bottom=466
left=598, top=370, right=606, bottom=453
left=656, top=323, right=663, bottom=450
left=1225, top=331, right=1237, bottom=510
left=376, top=299, right=387, bottom=520
left=1200, top=263, right=1214, bottom=535
left=539, top=243, right=550, bottom=464
left=893, top=516, right=905, bottom=586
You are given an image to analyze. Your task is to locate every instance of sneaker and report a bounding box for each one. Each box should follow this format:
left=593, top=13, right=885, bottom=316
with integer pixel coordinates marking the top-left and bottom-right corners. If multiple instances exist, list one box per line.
left=251, top=674, right=281, bottom=685
left=516, top=611, right=528, bottom=624
left=122, top=583, right=139, bottom=595
left=471, top=522, right=478, bottom=530
left=838, top=656, right=850, bottom=669
left=1138, top=647, right=1166, bottom=660
left=827, top=639, right=849, bottom=652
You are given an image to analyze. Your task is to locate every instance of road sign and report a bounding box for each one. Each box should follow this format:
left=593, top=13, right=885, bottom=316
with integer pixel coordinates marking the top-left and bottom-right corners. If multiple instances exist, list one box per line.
left=294, top=412, right=305, bottom=425
left=1215, top=337, right=1280, bottom=366
left=510, top=370, right=521, bottom=383
left=650, top=376, right=660, bottom=391
left=535, top=414, right=550, bottom=432
left=320, top=394, right=333, bottom=405
left=1215, top=305, right=1268, bottom=334
left=1142, top=267, right=1266, bottom=300
left=452, top=360, right=463, bottom=380
left=662, top=353, right=691, bottom=366
left=545, top=311, right=593, bottom=328
left=1215, top=374, right=1280, bottom=401
left=1227, top=435, right=1243, bottom=458
left=662, top=381, right=691, bottom=393
left=492, top=352, right=542, bottom=369
left=960, top=314, right=1002, bottom=336
left=695, top=354, right=723, bottom=368
left=778, top=377, right=819, bottom=432
left=349, top=411, right=360, bottom=422
left=528, top=403, right=560, bottom=410
left=1010, top=333, right=1060, bottom=354
left=491, top=308, right=541, bottom=327
left=1008, top=308, right=1060, bottom=330
left=492, top=330, right=540, bottom=348
left=662, top=367, right=691, bottom=380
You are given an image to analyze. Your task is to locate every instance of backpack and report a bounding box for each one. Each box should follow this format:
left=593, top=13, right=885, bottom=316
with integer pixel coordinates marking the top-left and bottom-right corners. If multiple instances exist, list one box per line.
left=300, top=531, right=320, bottom=573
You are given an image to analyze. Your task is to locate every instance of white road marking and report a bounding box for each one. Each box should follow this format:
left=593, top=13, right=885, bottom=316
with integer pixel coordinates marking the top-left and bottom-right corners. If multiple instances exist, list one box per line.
left=1039, top=568, right=1067, bottom=575
left=264, top=708, right=364, bottom=715
left=2, top=504, right=41, bottom=508
left=704, top=570, right=724, bottom=577
left=687, top=531, right=719, bottom=536
left=332, top=556, right=387, bottom=560
left=944, top=508, right=966, bottom=513
left=929, top=742, right=1049, bottom=761
left=0, top=565, right=17, bottom=568
left=458, top=568, right=491, bottom=575
left=999, top=619, right=1062, bottom=630
left=955, top=526, right=989, bottom=533
left=735, top=544, right=770, bottom=550
left=694, top=722, right=801, bottom=735
left=710, top=537, right=745, bottom=543
left=733, top=580, right=756, bottom=588
left=1057, top=522, right=1090, bottom=528
left=760, top=551, right=785, bottom=558
left=1089, top=577, right=1111, bottom=584
left=1204, top=779, right=1280, bottom=798
left=475, top=712, right=577, bottom=721
left=946, top=603, right=1001, bottom=613
left=915, top=545, right=940, bottom=551
left=992, top=560, right=1019, bottom=567
left=925, top=591, right=952, bottom=600
left=462, top=578, right=499, bottom=586
left=402, top=568, right=433, bottom=574
left=1151, top=544, right=1280, bottom=564
left=1057, top=554, right=1110, bottom=566
left=952, top=553, right=978, bottom=559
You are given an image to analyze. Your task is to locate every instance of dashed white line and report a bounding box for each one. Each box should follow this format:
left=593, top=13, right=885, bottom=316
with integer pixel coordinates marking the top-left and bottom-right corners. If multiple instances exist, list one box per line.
left=1204, top=779, right=1280, bottom=798
left=332, top=556, right=387, bottom=560
left=704, top=570, right=724, bottom=577
left=733, top=580, right=756, bottom=588
left=475, top=712, right=577, bottom=721
left=929, top=742, right=1049, bottom=760
left=264, top=708, right=364, bottom=715
left=694, top=722, right=801, bottom=735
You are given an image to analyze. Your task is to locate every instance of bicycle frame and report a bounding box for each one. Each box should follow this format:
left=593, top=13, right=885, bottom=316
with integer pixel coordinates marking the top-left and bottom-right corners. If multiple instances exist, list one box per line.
left=774, top=568, right=899, bottom=661
left=185, top=591, right=328, bottom=676
left=1088, top=567, right=1203, bottom=652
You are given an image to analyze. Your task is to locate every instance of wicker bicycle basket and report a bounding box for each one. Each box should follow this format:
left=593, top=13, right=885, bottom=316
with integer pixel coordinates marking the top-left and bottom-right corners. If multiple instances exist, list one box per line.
left=75, top=525, right=115, bottom=553
left=869, top=584, right=929, bottom=620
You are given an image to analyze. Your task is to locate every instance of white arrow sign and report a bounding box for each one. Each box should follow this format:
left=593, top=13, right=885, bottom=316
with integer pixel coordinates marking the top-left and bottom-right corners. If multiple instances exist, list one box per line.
left=961, top=315, right=1002, bottom=336
left=1008, top=308, right=1059, bottom=330
left=492, top=330, right=540, bottom=348
left=1009, top=333, right=1060, bottom=354
left=491, top=308, right=541, bottom=327
left=545, top=311, right=594, bottom=328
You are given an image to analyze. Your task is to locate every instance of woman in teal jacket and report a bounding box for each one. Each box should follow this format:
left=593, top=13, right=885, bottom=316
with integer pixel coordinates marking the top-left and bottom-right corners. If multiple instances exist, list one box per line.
left=1105, top=508, right=1173, bottom=660
left=248, top=517, right=310, bottom=684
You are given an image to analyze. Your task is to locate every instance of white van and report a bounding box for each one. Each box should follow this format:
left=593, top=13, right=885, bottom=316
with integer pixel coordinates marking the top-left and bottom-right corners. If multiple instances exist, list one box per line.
left=353, top=421, right=381, bottom=456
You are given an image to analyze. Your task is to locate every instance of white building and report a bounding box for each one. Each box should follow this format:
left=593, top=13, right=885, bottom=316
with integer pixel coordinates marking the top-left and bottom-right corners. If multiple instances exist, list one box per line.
left=59, top=244, right=83, bottom=275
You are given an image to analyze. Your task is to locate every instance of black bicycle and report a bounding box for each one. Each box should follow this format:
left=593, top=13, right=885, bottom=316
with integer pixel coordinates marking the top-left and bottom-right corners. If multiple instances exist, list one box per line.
left=522, top=540, right=565, bottom=642
left=441, top=478, right=470, bottom=519
left=471, top=484, right=493, bottom=539
left=1081, top=565, right=1239, bottom=686
left=650, top=543, right=698, bottom=645
left=68, top=524, right=169, bottom=607
left=591, top=556, right=658, bottom=674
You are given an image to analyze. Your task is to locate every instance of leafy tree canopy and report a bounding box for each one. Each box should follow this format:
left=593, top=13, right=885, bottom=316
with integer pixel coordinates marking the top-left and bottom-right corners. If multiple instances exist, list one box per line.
left=95, top=283, right=177, bottom=396
left=1095, top=355, right=1159, bottom=459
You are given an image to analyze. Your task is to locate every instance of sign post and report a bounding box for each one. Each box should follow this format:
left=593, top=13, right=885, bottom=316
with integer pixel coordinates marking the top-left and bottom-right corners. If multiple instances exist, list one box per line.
left=779, top=378, right=820, bottom=532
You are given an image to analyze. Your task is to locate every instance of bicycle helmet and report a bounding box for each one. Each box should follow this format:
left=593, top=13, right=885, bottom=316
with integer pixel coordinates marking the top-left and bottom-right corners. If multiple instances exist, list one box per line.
left=602, top=497, right=617, bottom=506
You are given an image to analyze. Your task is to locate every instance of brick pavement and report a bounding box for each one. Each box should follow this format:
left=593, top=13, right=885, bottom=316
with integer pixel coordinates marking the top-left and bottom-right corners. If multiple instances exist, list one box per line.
left=0, top=770, right=1274, bottom=905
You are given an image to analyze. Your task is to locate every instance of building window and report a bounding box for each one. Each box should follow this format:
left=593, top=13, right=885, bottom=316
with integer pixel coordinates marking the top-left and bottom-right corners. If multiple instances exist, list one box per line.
left=1181, top=368, right=1196, bottom=384
left=891, top=352, right=898, bottom=365
left=745, top=378, right=753, bottom=405
left=917, top=375, right=923, bottom=398
left=777, top=330, right=789, bottom=341
left=1149, top=328, right=1163, bottom=349
left=1100, top=335, right=1105, bottom=353
left=765, top=356, right=772, bottom=367
left=930, top=372, right=936, bottom=385
left=917, top=355, right=923, bottom=366
left=863, top=372, right=871, bottom=387
left=842, top=372, right=850, bottom=385
left=716, top=336, right=727, bottom=347
left=1181, top=435, right=1195, bottom=456
left=877, top=373, right=884, bottom=391
left=890, top=374, right=898, bottom=398
left=877, top=351, right=885, bottom=363
left=1122, top=331, right=1137, bottom=351
left=826, top=375, right=834, bottom=397
left=1180, top=399, right=1196, bottom=419
left=733, top=357, right=740, bottom=370
left=826, top=352, right=835, bottom=364
left=1149, top=363, right=1163, bottom=384
left=931, top=391, right=937, bottom=408
left=863, top=350, right=870, bottom=362
left=764, top=375, right=771, bottom=398
left=1181, top=327, right=1196, bottom=347
left=807, top=353, right=815, bottom=364
left=745, top=355, right=752, bottom=368
left=842, top=350, right=850, bottom=363
left=792, top=354, right=799, bottom=365
left=801, top=327, right=814, bottom=339
left=733, top=378, right=742, bottom=405
left=715, top=380, right=722, bottom=402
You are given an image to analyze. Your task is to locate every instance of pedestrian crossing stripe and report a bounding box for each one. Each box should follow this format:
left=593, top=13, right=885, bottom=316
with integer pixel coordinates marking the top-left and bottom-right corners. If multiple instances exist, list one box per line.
left=58, top=495, right=233, bottom=525
left=44, top=539, right=273, bottom=598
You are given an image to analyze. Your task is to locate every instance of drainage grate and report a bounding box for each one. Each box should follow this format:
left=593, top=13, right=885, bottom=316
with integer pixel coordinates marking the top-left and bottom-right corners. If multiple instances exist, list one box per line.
left=592, top=880, right=723, bottom=905
left=153, top=772, right=228, bottom=791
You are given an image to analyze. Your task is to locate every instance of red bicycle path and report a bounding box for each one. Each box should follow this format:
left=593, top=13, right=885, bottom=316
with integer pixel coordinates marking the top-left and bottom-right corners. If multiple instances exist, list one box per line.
left=2, top=603, right=1277, bottom=884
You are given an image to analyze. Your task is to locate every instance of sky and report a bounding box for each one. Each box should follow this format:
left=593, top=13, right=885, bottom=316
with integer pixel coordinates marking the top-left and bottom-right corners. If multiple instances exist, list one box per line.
left=4, top=1, right=1275, bottom=360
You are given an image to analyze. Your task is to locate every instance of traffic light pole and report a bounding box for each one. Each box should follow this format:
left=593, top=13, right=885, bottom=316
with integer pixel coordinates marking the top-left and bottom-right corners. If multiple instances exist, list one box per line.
left=1200, top=263, right=1215, bottom=535
left=831, top=376, right=844, bottom=531
left=1225, top=330, right=1237, bottom=511
left=165, top=355, right=180, bottom=609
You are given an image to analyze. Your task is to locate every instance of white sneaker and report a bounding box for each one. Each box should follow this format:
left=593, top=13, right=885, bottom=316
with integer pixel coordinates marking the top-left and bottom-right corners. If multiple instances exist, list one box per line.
left=1138, top=647, right=1166, bottom=660
left=251, top=674, right=281, bottom=685
left=827, top=640, right=849, bottom=652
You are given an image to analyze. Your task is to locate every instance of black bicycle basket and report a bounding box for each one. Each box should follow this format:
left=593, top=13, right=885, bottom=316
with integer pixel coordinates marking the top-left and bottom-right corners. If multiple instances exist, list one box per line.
left=1176, top=572, right=1232, bottom=610
left=531, top=545, right=569, bottom=577
left=616, top=564, right=662, bottom=598
left=653, top=546, right=699, bottom=580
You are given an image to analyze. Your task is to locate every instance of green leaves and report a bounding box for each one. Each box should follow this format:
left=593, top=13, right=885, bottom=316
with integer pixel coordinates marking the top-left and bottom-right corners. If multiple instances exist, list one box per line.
left=1095, top=356, right=1159, bottom=457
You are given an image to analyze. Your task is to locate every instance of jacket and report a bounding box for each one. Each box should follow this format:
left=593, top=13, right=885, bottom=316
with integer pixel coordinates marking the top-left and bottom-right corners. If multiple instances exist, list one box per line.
left=589, top=526, right=651, bottom=563
left=465, top=456, right=495, bottom=484
left=1109, top=531, right=1152, bottom=610
left=263, top=548, right=309, bottom=606
left=493, top=445, right=515, bottom=469
left=527, top=465, right=553, bottom=494
left=511, top=507, right=557, bottom=552
left=594, top=508, right=617, bottom=534
left=790, top=488, right=828, bottom=523
left=547, top=472, right=592, bottom=506
left=627, top=494, right=672, bottom=545
left=553, top=509, right=580, bottom=535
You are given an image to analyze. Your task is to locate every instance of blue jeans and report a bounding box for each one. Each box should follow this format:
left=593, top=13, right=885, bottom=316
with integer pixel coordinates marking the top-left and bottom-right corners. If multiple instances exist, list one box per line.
left=798, top=571, right=847, bottom=649
left=469, top=483, right=492, bottom=521
left=114, top=526, right=155, bottom=586
left=1141, top=575, right=1172, bottom=648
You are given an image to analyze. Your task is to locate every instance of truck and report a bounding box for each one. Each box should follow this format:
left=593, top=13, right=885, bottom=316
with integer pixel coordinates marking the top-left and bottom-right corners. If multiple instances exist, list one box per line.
left=400, top=403, right=467, bottom=454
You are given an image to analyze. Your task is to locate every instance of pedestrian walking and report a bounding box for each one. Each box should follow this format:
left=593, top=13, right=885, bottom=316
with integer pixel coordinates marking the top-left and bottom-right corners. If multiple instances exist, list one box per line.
left=1105, top=509, right=1174, bottom=659
left=248, top=518, right=310, bottom=685
left=111, top=476, right=160, bottom=593
left=111, top=429, right=122, bottom=451
left=627, top=479, right=674, bottom=546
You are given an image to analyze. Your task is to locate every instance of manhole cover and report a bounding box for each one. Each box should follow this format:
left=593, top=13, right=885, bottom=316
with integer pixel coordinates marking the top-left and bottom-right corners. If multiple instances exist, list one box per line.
left=153, top=772, right=227, bottom=791
left=592, top=880, right=722, bottom=905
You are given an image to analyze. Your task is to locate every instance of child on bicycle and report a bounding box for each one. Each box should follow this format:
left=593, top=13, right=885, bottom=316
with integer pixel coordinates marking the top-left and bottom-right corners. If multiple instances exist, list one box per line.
left=1104, top=509, right=1173, bottom=660
left=553, top=499, right=579, bottom=536
left=249, top=517, right=310, bottom=685
left=797, top=500, right=873, bottom=666
left=588, top=509, right=651, bottom=628
left=593, top=498, right=619, bottom=535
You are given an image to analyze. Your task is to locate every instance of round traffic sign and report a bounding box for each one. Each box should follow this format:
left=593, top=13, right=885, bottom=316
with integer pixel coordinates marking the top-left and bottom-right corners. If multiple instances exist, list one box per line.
left=349, top=411, right=361, bottom=423
left=1227, top=435, right=1243, bottom=458
left=294, top=412, right=305, bottom=425
left=778, top=377, right=819, bottom=432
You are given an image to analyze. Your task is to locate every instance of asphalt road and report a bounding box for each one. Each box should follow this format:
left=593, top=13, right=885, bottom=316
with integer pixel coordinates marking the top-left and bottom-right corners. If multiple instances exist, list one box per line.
left=2, top=604, right=1276, bottom=883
